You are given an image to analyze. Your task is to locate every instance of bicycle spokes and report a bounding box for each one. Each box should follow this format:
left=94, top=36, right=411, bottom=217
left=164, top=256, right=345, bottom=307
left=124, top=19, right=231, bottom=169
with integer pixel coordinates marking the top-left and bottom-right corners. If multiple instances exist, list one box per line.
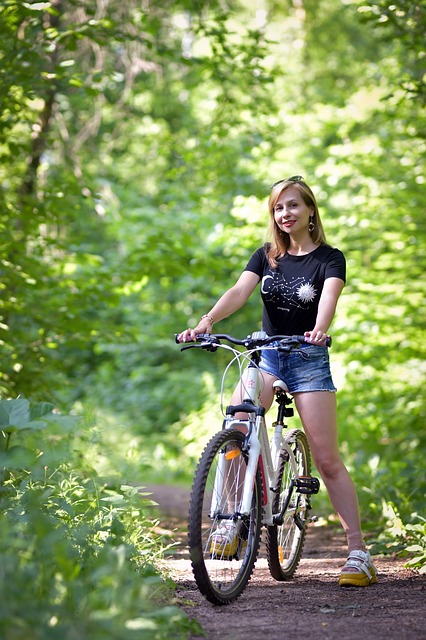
left=266, top=429, right=312, bottom=581
left=188, top=429, right=262, bottom=604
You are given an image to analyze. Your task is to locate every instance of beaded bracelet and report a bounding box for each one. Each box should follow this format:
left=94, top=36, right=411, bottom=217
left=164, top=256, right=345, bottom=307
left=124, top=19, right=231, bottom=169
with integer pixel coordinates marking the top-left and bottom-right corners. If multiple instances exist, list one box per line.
left=200, top=314, right=214, bottom=325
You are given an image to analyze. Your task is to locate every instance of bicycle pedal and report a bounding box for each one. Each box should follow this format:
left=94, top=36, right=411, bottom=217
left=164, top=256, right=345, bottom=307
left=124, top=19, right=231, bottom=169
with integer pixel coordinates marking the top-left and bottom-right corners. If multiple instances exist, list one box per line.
left=294, top=476, right=320, bottom=495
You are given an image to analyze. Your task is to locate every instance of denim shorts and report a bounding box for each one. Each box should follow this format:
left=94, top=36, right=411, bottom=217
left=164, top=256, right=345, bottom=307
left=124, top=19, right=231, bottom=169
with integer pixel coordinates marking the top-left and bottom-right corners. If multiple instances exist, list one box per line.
left=259, top=342, right=337, bottom=394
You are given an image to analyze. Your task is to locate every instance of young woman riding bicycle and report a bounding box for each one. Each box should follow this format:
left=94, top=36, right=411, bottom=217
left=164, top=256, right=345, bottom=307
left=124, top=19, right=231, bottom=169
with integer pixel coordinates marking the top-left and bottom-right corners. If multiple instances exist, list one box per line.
left=178, top=176, right=377, bottom=587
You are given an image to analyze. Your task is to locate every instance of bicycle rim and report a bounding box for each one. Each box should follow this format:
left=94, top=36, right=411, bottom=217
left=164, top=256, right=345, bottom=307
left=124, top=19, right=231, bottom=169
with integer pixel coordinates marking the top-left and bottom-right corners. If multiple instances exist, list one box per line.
left=266, top=429, right=311, bottom=580
left=188, top=429, right=262, bottom=604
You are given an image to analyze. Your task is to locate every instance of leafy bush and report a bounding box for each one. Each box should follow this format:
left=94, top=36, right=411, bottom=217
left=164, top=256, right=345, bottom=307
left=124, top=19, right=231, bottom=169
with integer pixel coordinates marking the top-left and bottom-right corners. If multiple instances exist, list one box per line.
left=404, top=518, right=426, bottom=574
left=369, top=501, right=426, bottom=573
left=0, top=399, right=201, bottom=640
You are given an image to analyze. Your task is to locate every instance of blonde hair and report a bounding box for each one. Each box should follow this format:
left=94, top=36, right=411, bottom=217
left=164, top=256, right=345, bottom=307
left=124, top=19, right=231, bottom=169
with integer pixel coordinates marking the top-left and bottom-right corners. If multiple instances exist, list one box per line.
left=266, top=179, right=327, bottom=268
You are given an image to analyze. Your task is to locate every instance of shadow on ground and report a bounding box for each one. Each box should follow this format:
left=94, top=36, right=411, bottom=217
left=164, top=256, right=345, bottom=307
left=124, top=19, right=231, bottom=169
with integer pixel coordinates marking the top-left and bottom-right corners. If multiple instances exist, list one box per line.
left=147, top=484, right=426, bottom=640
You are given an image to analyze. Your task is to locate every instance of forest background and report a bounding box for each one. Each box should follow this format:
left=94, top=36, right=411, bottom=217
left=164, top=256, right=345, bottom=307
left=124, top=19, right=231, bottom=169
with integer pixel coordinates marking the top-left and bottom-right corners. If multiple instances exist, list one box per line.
left=0, top=0, right=425, bottom=638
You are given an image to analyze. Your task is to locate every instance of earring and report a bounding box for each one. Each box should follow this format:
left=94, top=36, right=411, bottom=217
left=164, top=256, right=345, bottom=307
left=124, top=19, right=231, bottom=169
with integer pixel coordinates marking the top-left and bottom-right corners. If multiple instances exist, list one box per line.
left=309, top=217, right=315, bottom=233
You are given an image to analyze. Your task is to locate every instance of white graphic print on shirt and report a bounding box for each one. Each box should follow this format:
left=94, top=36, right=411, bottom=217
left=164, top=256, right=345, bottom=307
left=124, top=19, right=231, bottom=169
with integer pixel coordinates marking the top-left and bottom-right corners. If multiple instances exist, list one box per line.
left=260, top=272, right=317, bottom=312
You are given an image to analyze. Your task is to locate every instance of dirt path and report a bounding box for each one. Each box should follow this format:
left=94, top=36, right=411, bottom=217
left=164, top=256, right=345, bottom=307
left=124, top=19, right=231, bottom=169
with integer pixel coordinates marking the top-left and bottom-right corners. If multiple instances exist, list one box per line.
left=148, top=484, right=426, bottom=640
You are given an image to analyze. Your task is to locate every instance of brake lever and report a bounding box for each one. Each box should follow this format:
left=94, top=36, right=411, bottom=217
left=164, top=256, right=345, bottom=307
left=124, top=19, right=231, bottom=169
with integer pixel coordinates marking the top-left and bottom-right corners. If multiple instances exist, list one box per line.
left=180, top=344, right=199, bottom=352
left=179, top=342, right=219, bottom=352
left=175, top=333, right=220, bottom=352
left=199, top=339, right=219, bottom=352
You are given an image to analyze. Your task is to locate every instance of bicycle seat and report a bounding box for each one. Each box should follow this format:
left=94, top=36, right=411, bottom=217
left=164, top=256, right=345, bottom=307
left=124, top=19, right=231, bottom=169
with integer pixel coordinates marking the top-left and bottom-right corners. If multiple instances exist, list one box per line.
left=273, top=379, right=290, bottom=393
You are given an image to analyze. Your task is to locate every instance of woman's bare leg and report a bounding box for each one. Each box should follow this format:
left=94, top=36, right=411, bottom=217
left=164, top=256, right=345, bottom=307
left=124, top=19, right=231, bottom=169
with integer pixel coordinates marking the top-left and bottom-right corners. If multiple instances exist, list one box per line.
left=294, top=391, right=365, bottom=552
left=220, top=371, right=277, bottom=520
left=230, top=369, right=277, bottom=415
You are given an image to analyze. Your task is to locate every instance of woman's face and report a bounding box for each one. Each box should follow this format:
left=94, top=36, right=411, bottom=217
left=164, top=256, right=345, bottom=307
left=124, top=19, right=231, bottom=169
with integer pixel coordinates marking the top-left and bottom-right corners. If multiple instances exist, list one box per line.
left=273, top=186, right=314, bottom=236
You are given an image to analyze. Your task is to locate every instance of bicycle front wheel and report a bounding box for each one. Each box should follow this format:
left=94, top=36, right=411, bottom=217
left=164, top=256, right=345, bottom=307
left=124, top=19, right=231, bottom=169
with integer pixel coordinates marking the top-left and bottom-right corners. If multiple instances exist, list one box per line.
left=266, top=428, right=311, bottom=580
left=188, top=428, right=262, bottom=605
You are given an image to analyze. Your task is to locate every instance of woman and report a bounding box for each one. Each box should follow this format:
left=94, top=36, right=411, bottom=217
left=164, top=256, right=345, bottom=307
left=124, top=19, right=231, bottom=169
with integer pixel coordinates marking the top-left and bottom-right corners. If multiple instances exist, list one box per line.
left=178, top=176, right=377, bottom=587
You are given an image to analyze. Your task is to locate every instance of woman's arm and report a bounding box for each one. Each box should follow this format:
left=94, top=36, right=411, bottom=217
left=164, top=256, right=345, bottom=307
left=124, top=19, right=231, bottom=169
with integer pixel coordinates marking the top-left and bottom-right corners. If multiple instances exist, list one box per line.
left=305, top=277, right=345, bottom=344
left=178, top=270, right=260, bottom=342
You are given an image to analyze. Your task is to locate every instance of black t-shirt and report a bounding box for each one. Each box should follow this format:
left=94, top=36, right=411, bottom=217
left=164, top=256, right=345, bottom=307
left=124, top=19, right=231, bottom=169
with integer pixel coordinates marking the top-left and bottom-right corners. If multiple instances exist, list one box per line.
left=244, top=244, right=346, bottom=336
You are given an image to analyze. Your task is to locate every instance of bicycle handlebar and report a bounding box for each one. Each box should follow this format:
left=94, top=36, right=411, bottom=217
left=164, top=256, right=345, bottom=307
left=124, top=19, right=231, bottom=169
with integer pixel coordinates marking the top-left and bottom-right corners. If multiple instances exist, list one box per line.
left=175, top=332, right=332, bottom=350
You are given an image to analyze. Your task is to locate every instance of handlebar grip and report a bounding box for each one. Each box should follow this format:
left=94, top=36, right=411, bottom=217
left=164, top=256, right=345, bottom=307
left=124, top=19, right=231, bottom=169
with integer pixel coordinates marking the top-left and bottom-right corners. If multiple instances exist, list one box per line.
left=175, top=332, right=213, bottom=343
left=296, top=335, right=332, bottom=347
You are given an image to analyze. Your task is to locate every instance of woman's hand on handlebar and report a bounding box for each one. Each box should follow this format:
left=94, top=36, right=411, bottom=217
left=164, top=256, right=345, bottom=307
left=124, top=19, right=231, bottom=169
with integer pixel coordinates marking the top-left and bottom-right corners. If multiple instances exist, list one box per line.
left=304, top=330, right=331, bottom=346
left=177, top=317, right=213, bottom=343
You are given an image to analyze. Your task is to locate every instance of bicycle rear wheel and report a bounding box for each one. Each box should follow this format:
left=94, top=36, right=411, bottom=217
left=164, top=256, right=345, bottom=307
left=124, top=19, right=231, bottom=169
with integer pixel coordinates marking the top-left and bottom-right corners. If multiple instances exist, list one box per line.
left=266, top=428, right=311, bottom=580
left=188, top=428, right=262, bottom=604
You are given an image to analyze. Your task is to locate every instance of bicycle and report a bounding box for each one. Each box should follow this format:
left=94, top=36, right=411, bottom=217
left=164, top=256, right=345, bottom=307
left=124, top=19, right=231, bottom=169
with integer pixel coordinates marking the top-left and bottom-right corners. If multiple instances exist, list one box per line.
left=176, top=331, right=331, bottom=604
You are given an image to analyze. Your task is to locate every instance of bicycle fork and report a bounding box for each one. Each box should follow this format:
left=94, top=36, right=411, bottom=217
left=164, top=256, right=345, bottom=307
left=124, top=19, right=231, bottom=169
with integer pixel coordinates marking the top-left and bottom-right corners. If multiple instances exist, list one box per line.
left=209, top=418, right=261, bottom=521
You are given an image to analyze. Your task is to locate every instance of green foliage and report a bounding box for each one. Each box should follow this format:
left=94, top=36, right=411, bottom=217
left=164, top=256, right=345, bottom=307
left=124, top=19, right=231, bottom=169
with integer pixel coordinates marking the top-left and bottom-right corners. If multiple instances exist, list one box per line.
left=0, top=399, right=201, bottom=639
left=0, top=0, right=425, bottom=567
left=404, top=518, right=426, bottom=574
left=356, top=1, right=426, bottom=104
left=369, top=503, right=426, bottom=573
left=0, top=0, right=276, bottom=405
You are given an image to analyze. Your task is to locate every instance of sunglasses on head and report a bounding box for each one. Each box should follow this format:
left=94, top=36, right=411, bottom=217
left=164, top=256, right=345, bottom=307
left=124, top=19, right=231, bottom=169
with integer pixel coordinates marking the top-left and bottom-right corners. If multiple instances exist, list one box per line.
left=270, top=175, right=304, bottom=190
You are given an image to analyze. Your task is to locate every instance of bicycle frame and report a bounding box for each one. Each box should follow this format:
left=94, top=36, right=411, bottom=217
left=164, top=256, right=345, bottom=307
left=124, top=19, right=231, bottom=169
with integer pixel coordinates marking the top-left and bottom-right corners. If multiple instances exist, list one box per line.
left=211, top=347, right=304, bottom=527
left=222, top=408, right=303, bottom=526
left=180, top=331, right=325, bottom=603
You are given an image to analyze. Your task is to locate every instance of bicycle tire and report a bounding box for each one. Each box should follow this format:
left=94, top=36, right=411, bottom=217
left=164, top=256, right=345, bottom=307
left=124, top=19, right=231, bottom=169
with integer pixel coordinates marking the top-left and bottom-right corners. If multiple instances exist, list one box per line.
left=266, top=428, right=311, bottom=580
left=188, top=428, right=262, bottom=604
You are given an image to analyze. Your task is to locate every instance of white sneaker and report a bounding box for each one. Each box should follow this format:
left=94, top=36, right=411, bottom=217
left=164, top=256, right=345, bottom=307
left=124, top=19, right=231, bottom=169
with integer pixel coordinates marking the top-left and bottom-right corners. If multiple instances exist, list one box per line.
left=210, top=521, right=240, bottom=558
left=339, top=549, right=378, bottom=587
